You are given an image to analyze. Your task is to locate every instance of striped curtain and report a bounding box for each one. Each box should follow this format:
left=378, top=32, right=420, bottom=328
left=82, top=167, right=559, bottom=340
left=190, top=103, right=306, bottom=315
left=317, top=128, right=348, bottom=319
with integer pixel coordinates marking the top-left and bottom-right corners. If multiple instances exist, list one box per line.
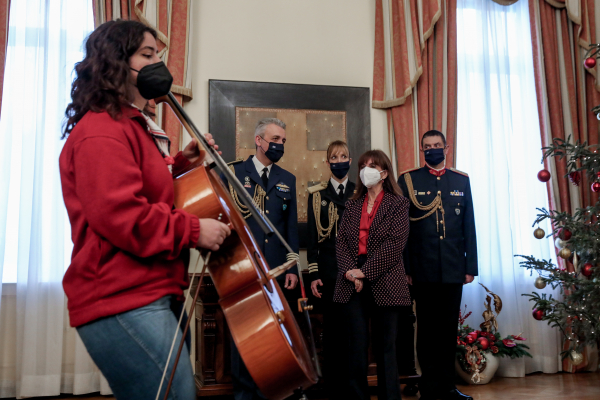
left=529, top=0, right=599, bottom=372
left=372, top=0, right=457, bottom=173
left=93, top=0, right=193, bottom=156
left=0, top=0, right=9, bottom=118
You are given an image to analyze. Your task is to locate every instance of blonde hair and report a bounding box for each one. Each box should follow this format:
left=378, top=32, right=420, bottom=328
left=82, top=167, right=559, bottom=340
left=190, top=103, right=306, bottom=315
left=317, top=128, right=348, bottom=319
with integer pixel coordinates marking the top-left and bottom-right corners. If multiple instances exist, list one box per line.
left=326, top=140, right=350, bottom=160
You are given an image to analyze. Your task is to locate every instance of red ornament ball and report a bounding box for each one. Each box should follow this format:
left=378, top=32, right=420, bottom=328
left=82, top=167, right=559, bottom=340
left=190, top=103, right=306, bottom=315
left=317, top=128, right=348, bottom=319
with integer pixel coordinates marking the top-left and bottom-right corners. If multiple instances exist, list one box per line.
left=584, top=57, right=597, bottom=69
left=538, top=169, right=551, bottom=182
left=592, top=182, right=600, bottom=193
left=477, top=337, right=490, bottom=350
left=569, top=171, right=581, bottom=186
left=582, top=263, right=594, bottom=277
left=465, top=335, right=475, bottom=344
left=559, top=228, right=572, bottom=241
left=532, top=309, right=545, bottom=321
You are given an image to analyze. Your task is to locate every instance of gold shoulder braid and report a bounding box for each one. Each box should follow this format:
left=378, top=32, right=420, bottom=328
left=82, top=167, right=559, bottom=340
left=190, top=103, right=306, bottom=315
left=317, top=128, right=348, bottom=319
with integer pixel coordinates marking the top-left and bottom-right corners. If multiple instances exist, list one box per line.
left=403, top=173, right=446, bottom=238
left=312, top=191, right=339, bottom=243
left=228, top=165, right=266, bottom=219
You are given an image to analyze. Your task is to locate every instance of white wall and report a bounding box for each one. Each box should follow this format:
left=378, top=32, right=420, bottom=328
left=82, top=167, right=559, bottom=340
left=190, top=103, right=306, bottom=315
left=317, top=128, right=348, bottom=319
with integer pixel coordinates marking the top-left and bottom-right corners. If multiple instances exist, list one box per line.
left=184, top=0, right=388, bottom=152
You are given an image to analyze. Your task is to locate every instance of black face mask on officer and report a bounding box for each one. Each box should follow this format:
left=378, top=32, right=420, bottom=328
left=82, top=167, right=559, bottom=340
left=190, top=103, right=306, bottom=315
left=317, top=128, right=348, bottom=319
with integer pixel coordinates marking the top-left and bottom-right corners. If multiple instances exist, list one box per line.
left=330, top=161, right=350, bottom=179
left=424, top=148, right=445, bottom=166
left=259, top=136, right=284, bottom=163
left=130, top=61, right=173, bottom=100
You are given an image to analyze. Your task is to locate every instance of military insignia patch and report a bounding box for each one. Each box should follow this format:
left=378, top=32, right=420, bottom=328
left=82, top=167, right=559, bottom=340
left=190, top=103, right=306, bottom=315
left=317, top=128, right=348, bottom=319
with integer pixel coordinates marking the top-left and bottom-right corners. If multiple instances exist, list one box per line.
left=321, top=200, right=327, bottom=206
left=283, top=204, right=287, bottom=210
left=427, top=191, right=431, bottom=195
left=276, top=183, right=290, bottom=192
left=455, top=208, right=461, bottom=215
left=245, top=176, right=250, bottom=182
left=244, top=183, right=252, bottom=188
left=414, top=190, right=418, bottom=195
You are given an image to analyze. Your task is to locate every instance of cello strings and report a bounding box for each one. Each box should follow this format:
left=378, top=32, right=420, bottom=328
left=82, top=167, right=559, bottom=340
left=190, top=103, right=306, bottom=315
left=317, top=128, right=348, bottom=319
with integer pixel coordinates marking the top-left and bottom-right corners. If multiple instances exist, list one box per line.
left=154, top=251, right=210, bottom=400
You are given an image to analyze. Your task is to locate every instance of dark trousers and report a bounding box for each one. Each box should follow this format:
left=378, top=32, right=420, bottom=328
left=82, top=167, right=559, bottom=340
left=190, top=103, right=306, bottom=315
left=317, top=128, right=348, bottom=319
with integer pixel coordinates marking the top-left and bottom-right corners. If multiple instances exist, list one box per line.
left=320, top=278, right=344, bottom=398
left=338, top=284, right=402, bottom=400
left=413, top=282, right=463, bottom=396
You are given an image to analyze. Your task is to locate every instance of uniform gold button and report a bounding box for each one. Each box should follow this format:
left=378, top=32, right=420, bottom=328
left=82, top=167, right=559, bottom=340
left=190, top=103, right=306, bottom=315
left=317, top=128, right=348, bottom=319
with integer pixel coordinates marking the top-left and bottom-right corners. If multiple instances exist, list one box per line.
left=266, top=210, right=269, bottom=214
left=437, top=190, right=441, bottom=194
left=440, top=236, right=443, bottom=240
left=440, top=220, right=444, bottom=224
left=265, top=239, right=269, bottom=243
left=437, top=177, right=441, bottom=180
left=266, top=196, right=269, bottom=200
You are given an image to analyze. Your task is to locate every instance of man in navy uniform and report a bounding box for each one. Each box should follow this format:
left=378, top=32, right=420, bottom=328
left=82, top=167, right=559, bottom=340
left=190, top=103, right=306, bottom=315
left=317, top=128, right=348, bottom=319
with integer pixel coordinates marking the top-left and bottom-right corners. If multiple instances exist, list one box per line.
left=398, top=130, right=477, bottom=400
left=221, top=117, right=299, bottom=400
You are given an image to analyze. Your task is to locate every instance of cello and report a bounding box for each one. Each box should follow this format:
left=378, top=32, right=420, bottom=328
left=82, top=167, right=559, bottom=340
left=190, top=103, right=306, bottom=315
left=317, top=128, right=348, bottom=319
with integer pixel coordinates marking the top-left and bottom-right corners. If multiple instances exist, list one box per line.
left=155, top=93, right=320, bottom=400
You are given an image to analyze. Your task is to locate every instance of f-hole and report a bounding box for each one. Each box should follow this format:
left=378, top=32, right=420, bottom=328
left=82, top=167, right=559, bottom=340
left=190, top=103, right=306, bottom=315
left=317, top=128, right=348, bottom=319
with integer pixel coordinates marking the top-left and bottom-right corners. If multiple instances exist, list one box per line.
left=253, top=251, right=273, bottom=293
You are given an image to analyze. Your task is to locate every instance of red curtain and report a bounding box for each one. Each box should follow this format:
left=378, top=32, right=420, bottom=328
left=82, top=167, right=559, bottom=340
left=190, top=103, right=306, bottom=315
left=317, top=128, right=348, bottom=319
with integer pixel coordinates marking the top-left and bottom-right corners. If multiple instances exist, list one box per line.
left=529, top=0, right=599, bottom=372
left=0, top=0, right=10, bottom=118
left=372, top=0, right=458, bottom=173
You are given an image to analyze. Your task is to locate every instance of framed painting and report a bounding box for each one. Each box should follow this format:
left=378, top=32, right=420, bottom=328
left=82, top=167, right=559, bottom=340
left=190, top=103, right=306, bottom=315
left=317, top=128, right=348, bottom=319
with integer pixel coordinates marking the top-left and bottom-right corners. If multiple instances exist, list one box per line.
left=209, top=80, right=371, bottom=248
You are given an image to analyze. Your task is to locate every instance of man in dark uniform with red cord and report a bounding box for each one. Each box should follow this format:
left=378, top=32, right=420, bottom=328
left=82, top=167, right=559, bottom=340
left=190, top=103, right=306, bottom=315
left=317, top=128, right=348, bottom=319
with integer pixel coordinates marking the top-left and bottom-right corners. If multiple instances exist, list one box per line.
left=398, top=130, right=478, bottom=400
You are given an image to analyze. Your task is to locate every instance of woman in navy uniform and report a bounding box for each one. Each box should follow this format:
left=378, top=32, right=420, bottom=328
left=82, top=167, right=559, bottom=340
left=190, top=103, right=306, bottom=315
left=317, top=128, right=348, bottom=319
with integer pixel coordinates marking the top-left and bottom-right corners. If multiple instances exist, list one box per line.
left=307, top=140, right=355, bottom=397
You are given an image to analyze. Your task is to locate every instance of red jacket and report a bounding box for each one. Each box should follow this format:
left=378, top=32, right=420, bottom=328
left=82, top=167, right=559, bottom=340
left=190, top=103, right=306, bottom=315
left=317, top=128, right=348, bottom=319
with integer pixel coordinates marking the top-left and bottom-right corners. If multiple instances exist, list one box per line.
left=59, top=108, right=200, bottom=327
left=333, top=192, right=411, bottom=306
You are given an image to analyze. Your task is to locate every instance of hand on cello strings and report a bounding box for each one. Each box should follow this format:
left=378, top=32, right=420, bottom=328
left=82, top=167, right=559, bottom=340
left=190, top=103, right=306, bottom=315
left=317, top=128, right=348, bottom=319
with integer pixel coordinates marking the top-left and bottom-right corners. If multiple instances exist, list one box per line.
left=185, top=132, right=231, bottom=252
left=182, top=133, right=221, bottom=163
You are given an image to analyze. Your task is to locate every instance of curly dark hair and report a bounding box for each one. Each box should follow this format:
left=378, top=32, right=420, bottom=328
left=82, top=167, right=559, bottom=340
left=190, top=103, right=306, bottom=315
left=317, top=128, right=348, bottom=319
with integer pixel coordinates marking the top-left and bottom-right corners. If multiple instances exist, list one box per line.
left=62, top=20, right=157, bottom=138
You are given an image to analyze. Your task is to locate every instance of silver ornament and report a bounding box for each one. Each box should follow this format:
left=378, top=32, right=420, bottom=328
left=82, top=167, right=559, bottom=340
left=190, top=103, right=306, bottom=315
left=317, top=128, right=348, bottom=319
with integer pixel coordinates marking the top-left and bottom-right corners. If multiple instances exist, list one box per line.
left=554, top=237, right=566, bottom=249
left=534, top=276, right=546, bottom=289
left=570, top=350, right=584, bottom=366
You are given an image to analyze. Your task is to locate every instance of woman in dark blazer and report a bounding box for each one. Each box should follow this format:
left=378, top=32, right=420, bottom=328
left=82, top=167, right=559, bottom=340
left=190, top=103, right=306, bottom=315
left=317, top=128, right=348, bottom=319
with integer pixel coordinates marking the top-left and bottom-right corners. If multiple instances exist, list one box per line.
left=333, top=149, right=411, bottom=400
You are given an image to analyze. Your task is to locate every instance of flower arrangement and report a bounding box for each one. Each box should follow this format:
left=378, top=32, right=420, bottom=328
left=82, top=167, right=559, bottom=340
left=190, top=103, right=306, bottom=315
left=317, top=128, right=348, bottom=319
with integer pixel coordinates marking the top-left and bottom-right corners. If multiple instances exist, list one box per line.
left=456, top=284, right=532, bottom=383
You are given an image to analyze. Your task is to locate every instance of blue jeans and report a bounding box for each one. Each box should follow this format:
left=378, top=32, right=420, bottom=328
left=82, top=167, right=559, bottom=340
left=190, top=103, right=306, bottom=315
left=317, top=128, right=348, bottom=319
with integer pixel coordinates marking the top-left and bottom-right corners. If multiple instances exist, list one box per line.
left=77, top=296, right=196, bottom=400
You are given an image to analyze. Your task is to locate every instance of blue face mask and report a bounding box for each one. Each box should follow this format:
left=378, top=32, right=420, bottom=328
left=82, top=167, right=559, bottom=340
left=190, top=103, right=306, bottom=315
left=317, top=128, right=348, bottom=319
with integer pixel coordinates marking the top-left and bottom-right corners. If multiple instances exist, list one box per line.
left=260, top=137, right=284, bottom=163
left=330, top=161, right=350, bottom=179
left=424, top=148, right=445, bottom=166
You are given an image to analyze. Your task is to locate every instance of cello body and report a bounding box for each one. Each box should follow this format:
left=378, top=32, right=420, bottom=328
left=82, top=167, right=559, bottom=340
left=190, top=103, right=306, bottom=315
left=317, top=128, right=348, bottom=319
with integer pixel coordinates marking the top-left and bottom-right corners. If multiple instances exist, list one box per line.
left=173, top=164, right=318, bottom=399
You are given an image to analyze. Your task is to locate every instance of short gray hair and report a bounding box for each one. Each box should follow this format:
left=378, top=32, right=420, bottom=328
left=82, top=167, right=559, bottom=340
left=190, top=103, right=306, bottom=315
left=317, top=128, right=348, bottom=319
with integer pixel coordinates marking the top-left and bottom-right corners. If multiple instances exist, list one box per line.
left=254, top=118, right=286, bottom=137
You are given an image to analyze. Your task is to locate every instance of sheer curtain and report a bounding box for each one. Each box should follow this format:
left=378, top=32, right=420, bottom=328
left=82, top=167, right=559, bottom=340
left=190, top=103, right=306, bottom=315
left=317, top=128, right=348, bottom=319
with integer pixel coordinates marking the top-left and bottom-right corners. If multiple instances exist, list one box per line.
left=0, top=0, right=110, bottom=397
left=456, top=0, right=562, bottom=376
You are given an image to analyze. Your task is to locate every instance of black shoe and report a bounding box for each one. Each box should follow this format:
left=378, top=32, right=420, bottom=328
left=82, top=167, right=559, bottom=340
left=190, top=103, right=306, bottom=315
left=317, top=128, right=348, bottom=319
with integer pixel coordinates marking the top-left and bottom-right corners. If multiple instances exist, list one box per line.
left=442, top=388, right=473, bottom=400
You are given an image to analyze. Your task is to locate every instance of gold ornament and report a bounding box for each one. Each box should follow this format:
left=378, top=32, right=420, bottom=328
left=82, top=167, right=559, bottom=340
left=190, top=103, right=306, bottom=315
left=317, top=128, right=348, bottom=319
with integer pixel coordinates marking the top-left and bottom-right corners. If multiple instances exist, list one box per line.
left=559, top=248, right=572, bottom=260
left=534, top=228, right=545, bottom=239
left=570, top=350, right=584, bottom=366
left=534, top=276, right=546, bottom=289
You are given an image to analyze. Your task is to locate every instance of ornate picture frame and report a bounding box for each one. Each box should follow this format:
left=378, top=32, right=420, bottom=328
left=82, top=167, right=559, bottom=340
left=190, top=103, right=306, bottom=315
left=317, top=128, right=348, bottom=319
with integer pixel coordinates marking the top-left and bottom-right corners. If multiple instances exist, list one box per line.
left=209, top=80, right=371, bottom=248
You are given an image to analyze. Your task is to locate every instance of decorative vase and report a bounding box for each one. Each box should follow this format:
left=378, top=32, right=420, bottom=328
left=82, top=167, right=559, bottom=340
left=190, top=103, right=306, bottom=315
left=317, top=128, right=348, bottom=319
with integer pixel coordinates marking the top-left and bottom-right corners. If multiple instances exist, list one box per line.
left=455, top=352, right=499, bottom=385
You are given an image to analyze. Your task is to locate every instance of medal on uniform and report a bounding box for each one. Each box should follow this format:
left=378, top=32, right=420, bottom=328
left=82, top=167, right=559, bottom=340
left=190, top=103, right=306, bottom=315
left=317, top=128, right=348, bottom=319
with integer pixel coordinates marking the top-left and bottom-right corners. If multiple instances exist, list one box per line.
left=244, top=176, right=251, bottom=188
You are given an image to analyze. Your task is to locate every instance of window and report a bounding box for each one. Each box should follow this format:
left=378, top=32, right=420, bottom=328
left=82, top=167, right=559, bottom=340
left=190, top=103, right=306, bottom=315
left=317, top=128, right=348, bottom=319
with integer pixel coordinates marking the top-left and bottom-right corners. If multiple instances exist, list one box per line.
left=0, top=1, right=94, bottom=283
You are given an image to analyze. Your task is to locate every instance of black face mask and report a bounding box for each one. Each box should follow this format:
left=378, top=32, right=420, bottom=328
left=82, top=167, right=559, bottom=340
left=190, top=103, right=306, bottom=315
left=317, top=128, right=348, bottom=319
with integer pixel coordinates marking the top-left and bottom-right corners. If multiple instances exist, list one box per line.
left=424, top=148, right=445, bottom=166
left=259, top=137, right=284, bottom=163
left=130, top=61, right=173, bottom=100
left=330, top=161, right=350, bottom=179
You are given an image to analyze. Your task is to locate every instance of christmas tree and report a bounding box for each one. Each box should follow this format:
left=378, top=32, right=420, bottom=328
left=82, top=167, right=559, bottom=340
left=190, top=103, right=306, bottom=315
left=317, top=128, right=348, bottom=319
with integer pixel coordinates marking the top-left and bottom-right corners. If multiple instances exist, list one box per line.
left=518, top=129, right=599, bottom=365
left=518, top=44, right=600, bottom=367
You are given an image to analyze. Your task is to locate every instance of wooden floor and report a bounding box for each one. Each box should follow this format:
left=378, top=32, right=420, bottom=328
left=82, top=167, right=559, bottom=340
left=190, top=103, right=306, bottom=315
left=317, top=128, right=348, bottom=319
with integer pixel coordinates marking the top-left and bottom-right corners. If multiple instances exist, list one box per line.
left=22, top=371, right=600, bottom=400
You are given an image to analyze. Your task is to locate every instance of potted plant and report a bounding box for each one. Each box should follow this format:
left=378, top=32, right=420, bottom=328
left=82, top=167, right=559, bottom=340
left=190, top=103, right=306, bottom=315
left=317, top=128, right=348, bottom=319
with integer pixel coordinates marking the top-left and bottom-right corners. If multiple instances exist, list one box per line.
left=455, top=284, right=532, bottom=384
